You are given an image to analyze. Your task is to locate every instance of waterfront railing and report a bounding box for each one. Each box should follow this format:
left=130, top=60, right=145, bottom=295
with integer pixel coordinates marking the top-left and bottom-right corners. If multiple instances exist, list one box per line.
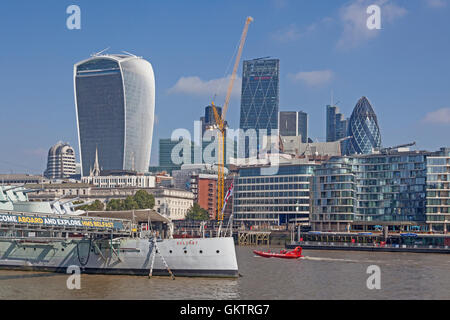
left=293, top=240, right=450, bottom=251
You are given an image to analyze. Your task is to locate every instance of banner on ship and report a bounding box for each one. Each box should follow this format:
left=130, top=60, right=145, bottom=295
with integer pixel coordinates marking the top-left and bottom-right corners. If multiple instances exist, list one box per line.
left=0, top=212, right=123, bottom=230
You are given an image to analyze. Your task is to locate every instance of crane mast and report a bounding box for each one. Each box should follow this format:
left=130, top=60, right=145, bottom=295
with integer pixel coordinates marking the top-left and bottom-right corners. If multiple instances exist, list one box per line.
left=212, top=16, right=253, bottom=222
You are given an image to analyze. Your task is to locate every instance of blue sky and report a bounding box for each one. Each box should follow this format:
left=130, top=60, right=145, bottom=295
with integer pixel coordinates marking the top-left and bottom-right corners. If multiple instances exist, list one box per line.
left=0, top=0, right=449, bottom=173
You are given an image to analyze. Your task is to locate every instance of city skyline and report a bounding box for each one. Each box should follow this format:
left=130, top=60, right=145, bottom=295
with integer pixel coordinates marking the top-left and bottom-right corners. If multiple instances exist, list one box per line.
left=0, top=1, right=449, bottom=174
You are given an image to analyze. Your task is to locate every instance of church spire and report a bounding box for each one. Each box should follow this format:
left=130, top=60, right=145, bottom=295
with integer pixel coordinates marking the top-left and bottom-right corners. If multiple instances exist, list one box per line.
left=92, top=146, right=100, bottom=176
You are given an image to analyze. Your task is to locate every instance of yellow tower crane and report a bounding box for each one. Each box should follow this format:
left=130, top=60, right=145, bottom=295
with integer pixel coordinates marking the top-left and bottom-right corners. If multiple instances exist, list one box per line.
left=212, top=16, right=253, bottom=224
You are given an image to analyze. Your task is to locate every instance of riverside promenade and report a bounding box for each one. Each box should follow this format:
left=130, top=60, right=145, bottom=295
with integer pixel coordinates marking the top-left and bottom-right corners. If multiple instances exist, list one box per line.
left=286, top=231, right=450, bottom=254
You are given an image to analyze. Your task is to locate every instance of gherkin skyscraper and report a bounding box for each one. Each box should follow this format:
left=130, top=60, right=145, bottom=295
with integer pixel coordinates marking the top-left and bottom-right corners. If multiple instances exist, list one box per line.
left=344, top=96, right=381, bottom=155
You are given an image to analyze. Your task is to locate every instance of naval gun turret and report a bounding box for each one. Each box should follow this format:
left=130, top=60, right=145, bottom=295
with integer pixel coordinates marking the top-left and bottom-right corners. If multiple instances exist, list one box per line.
left=0, top=186, right=88, bottom=216
left=50, top=196, right=89, bottom=216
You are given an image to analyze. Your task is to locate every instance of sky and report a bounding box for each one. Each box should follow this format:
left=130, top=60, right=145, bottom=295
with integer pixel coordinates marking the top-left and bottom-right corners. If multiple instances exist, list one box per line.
left=0, top=0, right=449, bottom=174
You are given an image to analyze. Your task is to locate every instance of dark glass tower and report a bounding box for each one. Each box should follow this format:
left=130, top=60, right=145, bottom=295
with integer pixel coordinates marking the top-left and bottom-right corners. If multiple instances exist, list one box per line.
left=344, top=96, right=381, bottom=155
left=279, top=112, right=297, bottom=137
left=279, top=111, right=308, bottom=143
left=239, top=58, right=280, bottom=155
left=297, top=111, right=308, bottom=143
left=326, top=105, right=348, bottom=142
left=201, top=105, right=224, bottom=134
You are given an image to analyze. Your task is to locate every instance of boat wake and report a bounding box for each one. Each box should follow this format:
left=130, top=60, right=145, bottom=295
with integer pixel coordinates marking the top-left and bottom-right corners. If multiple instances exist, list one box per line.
left=301, top=256, right=381, bottom=264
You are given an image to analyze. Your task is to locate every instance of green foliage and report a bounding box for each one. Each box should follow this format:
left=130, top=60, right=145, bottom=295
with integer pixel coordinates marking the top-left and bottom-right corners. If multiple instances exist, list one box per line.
left=123, top=196, right=139, bottom=210
left=106, top=190, right=155, bottom=211
left=186, top=203, right=210, bottom=221
left=106, top=199, right=123, bottom=211
left=77, top=200, right=105, bottom=211
left=133, top=190, right=155, bottom=209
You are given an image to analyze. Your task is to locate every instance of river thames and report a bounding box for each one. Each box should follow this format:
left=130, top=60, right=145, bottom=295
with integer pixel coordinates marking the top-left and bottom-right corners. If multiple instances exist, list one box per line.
left=0, top=246, right=449, bottom=299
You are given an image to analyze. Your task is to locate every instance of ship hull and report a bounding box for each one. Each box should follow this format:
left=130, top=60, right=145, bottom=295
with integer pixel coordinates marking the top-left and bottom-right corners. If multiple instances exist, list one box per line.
left=0, top=237, right=238, bottom=278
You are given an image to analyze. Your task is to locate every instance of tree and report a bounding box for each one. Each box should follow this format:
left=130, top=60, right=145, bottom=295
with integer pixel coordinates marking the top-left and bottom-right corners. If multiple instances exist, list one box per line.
left=74, top=200, right=104, bottom=211
left=186, top=203, right=210, bottom=221
left=123, top=196, right=139, bottom=210
left=133, top=190, right=155, bottom=209
left=105, top=190, right=155, bottom=211
left=86, top=200, right=105, bottom=211
left=106, top=199, right=123, bottom=211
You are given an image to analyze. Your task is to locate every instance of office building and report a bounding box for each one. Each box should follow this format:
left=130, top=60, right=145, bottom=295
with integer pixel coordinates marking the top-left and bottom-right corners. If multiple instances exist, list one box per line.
left=233, top=159, right=320, bottom=227
left=172, top=164, right=225, bottom=190
left=44, top=142, right=77, bottom=179
left=279, top=111, right=308, bottom=143
left=81, top=174, right=156, bottom=188
left=74, top=53, right=155, bottom=176
left=153, top=134, right=237, bottom=175
left=239, top=58, right=280, bottom=156
left=153, top=138, right=187, bottom=174
left=153, top=138, right=208, bottom=174
left=152, top=188, right=195, bottom=221
left=28, top=184, right=193, bottom=221
left=190, top=173, right=218, bottom=220
left=0, top=174, right=48, bottom=185
left=279, top=136, right=342, bottom=157
left=298, top=111, right=308, bottom=143
left=344, top=96, right=381, bottom=155
left=326, top=105, right=348, bottom=143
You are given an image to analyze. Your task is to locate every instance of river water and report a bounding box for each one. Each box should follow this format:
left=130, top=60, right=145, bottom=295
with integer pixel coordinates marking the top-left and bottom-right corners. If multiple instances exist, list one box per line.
left=0, top=246, right=449, bottom=299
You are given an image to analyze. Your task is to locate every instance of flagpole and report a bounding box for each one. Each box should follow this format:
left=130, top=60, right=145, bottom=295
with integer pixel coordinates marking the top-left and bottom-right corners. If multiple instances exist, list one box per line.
left=223, top=180, right=234, bottom=237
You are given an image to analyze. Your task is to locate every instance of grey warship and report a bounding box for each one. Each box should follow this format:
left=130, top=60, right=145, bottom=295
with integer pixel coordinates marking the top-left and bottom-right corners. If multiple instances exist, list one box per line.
left=0, top=186, right=238, bottom=277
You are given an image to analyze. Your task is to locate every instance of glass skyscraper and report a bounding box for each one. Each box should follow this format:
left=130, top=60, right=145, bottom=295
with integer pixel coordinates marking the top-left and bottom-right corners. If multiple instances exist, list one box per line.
left=344, top=97, right=381, bottom=155
left=279, top=111, right=308, bottom=143
left=239, top=58, right=280, bottom=156
left=74, top=53, right=155, bottom=176
left=298, top=111, right=308, bottom=143
left=326, top=105, right=348, bottom=143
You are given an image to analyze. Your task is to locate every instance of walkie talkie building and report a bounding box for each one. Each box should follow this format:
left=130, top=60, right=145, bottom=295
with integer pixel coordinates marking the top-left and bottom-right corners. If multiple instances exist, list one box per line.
left=74, top=53, right=155, bottom=176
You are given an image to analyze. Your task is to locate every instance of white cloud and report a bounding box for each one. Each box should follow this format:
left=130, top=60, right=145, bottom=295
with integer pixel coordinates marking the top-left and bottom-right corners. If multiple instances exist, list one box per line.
left=271, top=24, right=303, bottom=42
left=425, top=0, right=447, bottom=8
left=423, top=108, right=450, bottom=124
left=271, top=18, right=333, bottom=43
left=168, top=75, right=242, bottom=99
left=288, top=70, right=334, bottom=87
left=271, top=0, right=288, bottom=9
left=337, top=0, right=407, bottom=49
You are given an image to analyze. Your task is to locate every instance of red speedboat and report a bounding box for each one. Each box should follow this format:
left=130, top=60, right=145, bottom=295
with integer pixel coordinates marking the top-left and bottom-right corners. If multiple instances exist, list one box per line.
left=253, top=246, right=303, bottom=259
